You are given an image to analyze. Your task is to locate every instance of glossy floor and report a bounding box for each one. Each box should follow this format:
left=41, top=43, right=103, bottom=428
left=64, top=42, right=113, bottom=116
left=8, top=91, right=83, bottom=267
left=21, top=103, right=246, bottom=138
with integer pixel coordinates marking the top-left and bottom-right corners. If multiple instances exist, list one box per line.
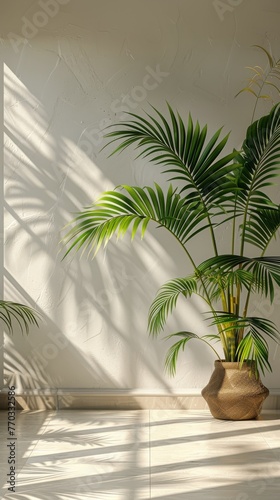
left=0, top=409, right=280, bottom=499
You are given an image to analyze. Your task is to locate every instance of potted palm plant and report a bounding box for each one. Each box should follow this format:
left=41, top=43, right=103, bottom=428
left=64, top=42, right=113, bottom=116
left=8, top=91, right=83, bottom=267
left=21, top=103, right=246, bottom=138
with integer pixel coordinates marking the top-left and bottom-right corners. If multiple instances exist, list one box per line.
left=63, top=49, right=280, bottom=420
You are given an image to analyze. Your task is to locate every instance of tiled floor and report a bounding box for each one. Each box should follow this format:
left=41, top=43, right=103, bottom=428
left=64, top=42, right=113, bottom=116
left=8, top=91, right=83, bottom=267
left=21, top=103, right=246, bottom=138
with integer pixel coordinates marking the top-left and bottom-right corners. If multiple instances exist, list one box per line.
left=0, top=410, right=280, bottom=499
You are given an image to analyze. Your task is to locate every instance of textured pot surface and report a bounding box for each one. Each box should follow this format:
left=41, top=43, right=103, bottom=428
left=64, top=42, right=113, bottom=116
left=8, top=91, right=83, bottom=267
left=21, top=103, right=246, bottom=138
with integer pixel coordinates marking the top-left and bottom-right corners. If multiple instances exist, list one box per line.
left=201, top=361, right=269, bottom=420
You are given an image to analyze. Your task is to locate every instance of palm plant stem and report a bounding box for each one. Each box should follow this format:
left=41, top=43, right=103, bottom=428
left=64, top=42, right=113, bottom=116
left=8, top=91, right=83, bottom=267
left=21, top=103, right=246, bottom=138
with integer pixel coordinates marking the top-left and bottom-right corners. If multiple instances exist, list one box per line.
left=251, top=77, right=266, bottom=124
left=167, top=227, right=218, bottom=313
left=207, top=212, right=219, bottom=256
left=168, top=221, right=229, bottom=357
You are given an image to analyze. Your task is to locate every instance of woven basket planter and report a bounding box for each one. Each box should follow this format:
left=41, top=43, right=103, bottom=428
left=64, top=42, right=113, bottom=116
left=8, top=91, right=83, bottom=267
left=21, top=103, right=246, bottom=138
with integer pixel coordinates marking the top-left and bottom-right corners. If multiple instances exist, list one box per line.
left=201, top=360, right=269, bottom=420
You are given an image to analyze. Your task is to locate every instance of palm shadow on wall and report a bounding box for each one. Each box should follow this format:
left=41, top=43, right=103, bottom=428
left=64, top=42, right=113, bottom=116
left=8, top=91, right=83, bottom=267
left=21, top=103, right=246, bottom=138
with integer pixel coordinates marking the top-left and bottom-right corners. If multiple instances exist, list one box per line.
left=2, top=58, right=213, bottom=397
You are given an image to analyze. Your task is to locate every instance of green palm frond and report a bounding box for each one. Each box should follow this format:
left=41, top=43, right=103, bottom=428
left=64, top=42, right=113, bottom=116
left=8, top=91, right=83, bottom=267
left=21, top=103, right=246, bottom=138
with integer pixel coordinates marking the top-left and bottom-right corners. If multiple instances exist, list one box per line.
left=0, top=300, right=41, bottom=335
left=237, top=333, right=270, bottom=376
left=201, top=268, right=256, bottom=304
left=198, top=255, right=280, bottom=302
left=63, top=183, right=212, bottom=260
left=208, top=313, right=279, bottom=373
left=227, top=104, right=280, bottom=261
left=209, top=313, right=278, bottom=338
left=164, top=332, right=200, bottom=376
left=148, top=276, right=198, bottom=336
left=236, top=104, right=280, bottom=217
left=104, top=104, right=239, bottom=209
left=243, top=206, right=280, bottom=251
left=164, top=331, right=221, bottom=376
left=245, top=258, right=280, bottom=301
left=236, top=322, right=279, bottom=376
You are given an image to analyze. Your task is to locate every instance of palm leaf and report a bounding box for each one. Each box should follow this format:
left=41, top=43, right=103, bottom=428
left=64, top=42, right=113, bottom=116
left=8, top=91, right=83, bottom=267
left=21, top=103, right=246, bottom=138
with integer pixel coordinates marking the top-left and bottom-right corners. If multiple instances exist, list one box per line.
left=63, top=184, right=213, bottom=259
left=164, top=331, right=221, bottom=376
left=236, top=326, right=277, bottom=376
left=164, top=332, right=200, bottom=376
left=237, top=333, right=270, bottom=376
left=208, top=312, right=280, bottom=372
left=243, top=206, right=280, bottom=251
left=236, top=104, right=280, bottom=216
left=148, top=276, right=198, bottom=335
left=104, top=104, right=239, bottom=211
left=201, top=268, right=256, bottom=304
left=0, top=300, right=41, bottom=335
left=245, top=258, right=280, bottom=301
left=209, top=313, right=278, bottom=339
left=197, top=254, right=280, bottom=302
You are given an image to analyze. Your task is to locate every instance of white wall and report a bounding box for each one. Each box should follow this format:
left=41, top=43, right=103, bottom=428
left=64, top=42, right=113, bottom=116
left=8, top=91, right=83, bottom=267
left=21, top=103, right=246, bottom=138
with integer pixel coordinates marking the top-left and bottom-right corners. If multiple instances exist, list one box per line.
left=1, top=0, right=280, bottom=392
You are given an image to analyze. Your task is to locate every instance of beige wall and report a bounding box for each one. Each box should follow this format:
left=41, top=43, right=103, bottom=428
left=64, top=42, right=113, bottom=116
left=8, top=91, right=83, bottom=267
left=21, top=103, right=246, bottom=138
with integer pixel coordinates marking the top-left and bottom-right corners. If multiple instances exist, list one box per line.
left=1, top=0, right=280, bottom=393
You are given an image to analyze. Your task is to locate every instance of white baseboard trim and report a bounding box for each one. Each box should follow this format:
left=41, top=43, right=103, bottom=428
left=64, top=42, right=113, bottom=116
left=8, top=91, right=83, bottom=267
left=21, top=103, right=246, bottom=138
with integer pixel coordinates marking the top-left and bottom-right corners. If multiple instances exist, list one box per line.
left=1, top=388, right=280, bottom=411
left=2, top=388, right=280, bottom=395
